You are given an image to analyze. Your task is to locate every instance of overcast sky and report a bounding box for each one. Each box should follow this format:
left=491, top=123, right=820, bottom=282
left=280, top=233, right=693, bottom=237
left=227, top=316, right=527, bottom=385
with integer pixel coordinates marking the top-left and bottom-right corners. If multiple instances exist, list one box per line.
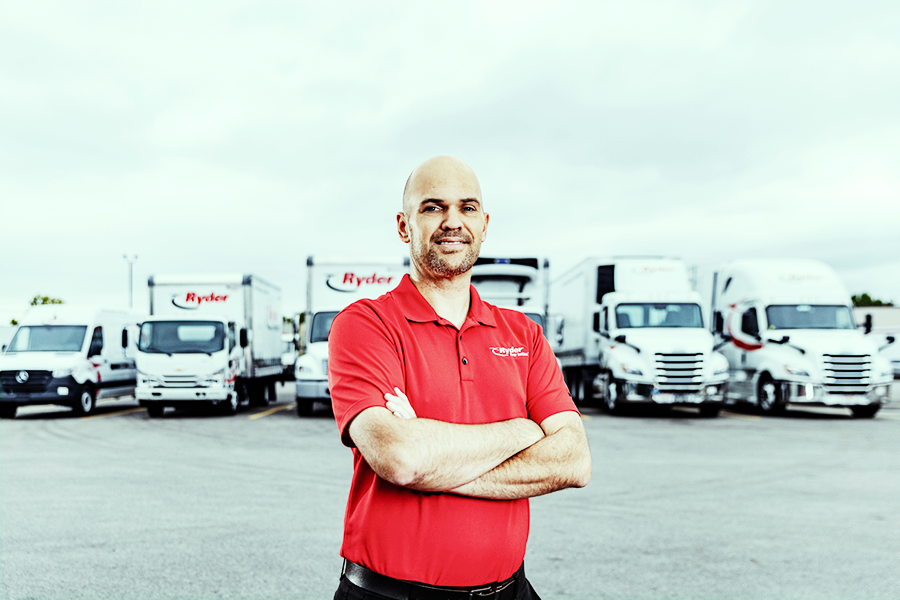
left=2, top=0, right=898, bottom=323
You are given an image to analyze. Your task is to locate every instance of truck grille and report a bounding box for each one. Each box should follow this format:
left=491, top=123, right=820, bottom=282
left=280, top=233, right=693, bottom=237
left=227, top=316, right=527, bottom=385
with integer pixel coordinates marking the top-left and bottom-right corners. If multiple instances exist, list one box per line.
left=654, top=353, right=704, bottom=392
left=823, top=354, right=871, bottom=394
left=1, top=370, right=52, bottom=393
left=160, top=375, right=204, bottom=388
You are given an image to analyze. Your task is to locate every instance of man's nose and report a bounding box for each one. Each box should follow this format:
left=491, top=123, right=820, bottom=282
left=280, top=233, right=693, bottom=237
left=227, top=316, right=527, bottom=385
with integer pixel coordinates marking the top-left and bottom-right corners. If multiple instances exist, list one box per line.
left=442, top=207, right=463, bottom=229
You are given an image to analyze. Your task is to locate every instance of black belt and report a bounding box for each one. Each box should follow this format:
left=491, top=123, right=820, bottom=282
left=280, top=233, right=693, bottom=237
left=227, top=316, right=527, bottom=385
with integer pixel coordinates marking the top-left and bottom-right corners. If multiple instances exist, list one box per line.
left=342, top=559, right=522, bottom=600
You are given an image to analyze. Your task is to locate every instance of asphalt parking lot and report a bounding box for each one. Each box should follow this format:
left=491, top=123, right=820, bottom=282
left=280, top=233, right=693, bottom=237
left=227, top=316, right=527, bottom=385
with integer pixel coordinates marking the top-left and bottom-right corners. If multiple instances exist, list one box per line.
left=2, top=383, right=899, bottom=599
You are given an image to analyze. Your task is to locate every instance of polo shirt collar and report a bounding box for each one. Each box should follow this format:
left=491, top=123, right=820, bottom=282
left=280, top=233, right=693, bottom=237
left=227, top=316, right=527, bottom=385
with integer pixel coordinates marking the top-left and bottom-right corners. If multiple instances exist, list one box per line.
left=393, top=274, right=497, bottom=328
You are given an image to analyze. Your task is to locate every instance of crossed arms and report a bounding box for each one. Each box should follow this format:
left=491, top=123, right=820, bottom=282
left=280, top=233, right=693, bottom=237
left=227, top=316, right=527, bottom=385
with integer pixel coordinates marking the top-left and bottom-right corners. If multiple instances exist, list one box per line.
left=347, top=389, right=592, bottom=500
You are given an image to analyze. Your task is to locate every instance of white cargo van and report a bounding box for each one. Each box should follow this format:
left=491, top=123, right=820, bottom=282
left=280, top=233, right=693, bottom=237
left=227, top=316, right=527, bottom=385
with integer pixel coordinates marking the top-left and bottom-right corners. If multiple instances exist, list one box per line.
left=552, top=257, right=729, bottom=416
left=136, top=274, right=283, bottom=417
left=0, top=306, right=141, bottom=418
left=295, top=257, right=408, bottom=416
left=710, top=259, right=894, bottom=417
left=470, top=257, right=549, bottom=334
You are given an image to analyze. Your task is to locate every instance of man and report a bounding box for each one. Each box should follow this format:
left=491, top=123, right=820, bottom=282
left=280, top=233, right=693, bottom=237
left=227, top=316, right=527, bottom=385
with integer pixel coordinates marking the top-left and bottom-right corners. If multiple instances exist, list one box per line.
left=328, top=155, right=592, bottom=600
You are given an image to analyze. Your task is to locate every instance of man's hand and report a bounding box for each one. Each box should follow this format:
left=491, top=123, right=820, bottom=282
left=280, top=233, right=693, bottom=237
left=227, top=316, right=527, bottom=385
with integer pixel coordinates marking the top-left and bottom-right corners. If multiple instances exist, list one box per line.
left=384, top=387, right=417, bottom=419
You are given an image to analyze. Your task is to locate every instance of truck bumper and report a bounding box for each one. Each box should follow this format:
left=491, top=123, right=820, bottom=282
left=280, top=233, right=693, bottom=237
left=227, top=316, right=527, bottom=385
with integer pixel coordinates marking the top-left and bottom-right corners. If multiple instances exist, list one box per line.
left=0, top=377, right=84, bottom=407
left=781, top=382, right=891, bottom=407
left=621, top=382, right=726, bottom=406
left=295, top=379, right=330, bottom=400
left=136, top=386, right=232, bottom=402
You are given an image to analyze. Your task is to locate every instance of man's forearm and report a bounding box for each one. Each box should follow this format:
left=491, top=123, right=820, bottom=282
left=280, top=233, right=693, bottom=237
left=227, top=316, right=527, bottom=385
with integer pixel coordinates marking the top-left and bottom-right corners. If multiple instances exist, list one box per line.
left=449, top=415, right=592, bottom=500
left=349, top=407, right=545, bottom=491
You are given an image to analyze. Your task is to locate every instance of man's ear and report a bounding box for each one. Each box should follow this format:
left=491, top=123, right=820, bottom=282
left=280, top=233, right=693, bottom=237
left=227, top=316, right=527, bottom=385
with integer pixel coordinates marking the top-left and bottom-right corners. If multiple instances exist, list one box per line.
left=481, top=213, right=490, bottom=242
left=397, top=212, right=411, bottom=243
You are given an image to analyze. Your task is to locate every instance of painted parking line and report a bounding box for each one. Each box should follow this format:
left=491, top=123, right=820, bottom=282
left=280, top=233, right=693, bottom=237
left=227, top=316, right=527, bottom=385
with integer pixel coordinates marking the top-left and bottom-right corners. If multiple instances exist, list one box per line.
left=81, top=407, right=147, bottom=420
left=720, top=411, right=760, bottom=421
left=248, top=403, right=297, bottom=420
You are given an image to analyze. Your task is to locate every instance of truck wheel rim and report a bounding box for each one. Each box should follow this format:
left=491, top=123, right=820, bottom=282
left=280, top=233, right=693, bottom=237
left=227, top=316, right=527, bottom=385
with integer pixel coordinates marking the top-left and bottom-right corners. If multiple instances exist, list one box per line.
left=81, top=391, right=92, bottom=411
left=760, top=383, right=776, bottom=409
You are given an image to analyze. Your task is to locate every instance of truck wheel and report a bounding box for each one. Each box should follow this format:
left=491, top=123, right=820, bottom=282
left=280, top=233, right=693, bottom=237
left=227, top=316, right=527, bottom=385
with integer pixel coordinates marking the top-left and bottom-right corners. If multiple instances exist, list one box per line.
left=267, top=381, right=277, bottom=403
left=757, top=375, right=785, bottom=415
left=0, top=405, right=17, bottom=419
left=296, top=399, right=314, bottom=417
left=604, top=379, right=622, bottom=415
left=220, top=394, right=239, bottom=416
left=146, top=403, right=165, bottom=418
left=72, top=386, right=96, bottom=416
left=249, top=383, right=269, bottom=407
left=850, top=404, right=880, bottom=419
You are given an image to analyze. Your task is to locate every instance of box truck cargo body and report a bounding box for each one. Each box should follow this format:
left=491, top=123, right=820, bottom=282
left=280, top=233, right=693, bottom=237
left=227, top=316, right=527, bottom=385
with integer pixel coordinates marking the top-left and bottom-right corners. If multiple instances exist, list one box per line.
left=710, top=259, right=894, bottom=417
left=552, top=257, right=728, bottom=416
left=470, top=257, right=549, bottom=334
left=0, top=306, right=141, bottom=418
left=295, top=257, right=408, bottom=416
left=137, top=274, right=282, bottom=417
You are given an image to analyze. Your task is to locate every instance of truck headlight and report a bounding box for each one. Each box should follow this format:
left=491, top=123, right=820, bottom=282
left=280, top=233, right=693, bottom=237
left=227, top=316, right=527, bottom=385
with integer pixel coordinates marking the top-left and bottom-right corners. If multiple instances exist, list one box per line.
left=784, top=365, right=809, bottom=377
left=52, top=367, right=74, bottom=378
left=622, top=364, right=643, bottom=376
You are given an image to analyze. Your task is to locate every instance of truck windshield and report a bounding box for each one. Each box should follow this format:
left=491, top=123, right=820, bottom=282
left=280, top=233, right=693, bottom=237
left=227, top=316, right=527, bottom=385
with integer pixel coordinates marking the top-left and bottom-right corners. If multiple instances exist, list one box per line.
left=765, top=305, right=854, bottom=330
left=6, top=326, right=87, bottom=352
left=139, top=321, right=226, bottom=354
left=310, top=312, right=338, bottom=343
left=615, top=304, right=703, bottom=328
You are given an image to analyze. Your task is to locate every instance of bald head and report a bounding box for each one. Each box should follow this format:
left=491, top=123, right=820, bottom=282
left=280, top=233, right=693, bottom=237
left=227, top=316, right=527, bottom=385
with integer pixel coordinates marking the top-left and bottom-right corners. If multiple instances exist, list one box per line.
left=401, top=155, right=483, bottom=216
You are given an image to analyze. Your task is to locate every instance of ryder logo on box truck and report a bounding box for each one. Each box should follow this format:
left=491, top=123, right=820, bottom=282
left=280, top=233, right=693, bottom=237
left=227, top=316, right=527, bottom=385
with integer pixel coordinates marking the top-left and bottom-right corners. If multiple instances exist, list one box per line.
left=326, top=272, right=395, bottom=293
left=171, top=292, right=229, bottom=310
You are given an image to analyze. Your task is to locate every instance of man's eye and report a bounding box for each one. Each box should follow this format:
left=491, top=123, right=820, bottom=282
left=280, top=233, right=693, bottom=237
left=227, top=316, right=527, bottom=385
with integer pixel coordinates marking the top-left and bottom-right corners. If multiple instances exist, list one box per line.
left=423, top=206, right=441, bottom=212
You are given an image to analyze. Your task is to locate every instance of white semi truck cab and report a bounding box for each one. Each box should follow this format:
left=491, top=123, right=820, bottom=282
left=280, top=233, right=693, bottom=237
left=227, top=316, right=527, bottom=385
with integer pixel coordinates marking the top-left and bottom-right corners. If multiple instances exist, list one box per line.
left=470, top=257, right=549, bottom=334
left=295, top=257, right=408, bottom=416
left=552, top=257, right=728, bottom=416
left=711, top=259, right=894, bottom=418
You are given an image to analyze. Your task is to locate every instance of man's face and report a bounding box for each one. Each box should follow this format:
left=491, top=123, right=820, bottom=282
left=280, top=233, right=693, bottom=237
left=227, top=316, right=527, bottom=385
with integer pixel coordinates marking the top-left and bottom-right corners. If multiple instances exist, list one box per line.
left=399, top=161, right=488, bottom=279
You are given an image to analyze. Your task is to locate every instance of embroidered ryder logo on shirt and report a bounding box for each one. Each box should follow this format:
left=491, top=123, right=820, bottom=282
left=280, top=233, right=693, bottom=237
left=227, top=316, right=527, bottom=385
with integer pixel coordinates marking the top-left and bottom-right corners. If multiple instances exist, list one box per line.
left=490, top=346, right=529, bottom=358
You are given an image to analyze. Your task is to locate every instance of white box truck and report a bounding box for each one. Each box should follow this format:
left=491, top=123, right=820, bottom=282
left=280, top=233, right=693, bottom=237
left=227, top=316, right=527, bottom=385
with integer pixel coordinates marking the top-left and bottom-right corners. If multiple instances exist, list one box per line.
left=470, top=257, right=549, bottom=334
left=710, top=259, right=894, bottom=418
left=295, top=257, right=408, bottom=416
left=551, top=257, right=729, bottom=416
left=136, top=274, right=283, bottom=417
left=1, top=306, right=141, bottom=418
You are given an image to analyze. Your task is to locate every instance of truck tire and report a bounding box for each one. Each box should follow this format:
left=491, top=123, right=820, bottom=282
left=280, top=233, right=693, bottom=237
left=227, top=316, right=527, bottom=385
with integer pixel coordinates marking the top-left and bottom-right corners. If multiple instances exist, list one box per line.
left=72, top=386, right=96, bottom=416
left=0, top=404, right=17, bottom=419
left=296, top=399, right=314, bottom=417
left=850, top=403, right=880, bottom=419
left=268, top=381, right=277, bottom=404
left=249, top=382, right=269, bottom=407
left=603, top=378, right=623, bottom=415
left=220, top=394, right=239, bottom=416
left=146, top=403, right=165, bottom=418
left=757, top=375, right=786, bottom=415
left=698, top=405, right=721, bottom=418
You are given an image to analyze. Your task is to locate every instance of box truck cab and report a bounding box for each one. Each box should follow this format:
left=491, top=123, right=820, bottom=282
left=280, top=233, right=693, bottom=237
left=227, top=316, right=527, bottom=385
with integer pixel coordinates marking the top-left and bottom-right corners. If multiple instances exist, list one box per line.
left=137, top=274, right=283, bottom=417
left=295, top=257, right=408, bottom=416
left=711, top=259, right=894, bottom=418
left=0, top=306, right=141, bottom=419
left=470, top=257, right=549, bottom=334
left=552, top=257, right=729, bottom=416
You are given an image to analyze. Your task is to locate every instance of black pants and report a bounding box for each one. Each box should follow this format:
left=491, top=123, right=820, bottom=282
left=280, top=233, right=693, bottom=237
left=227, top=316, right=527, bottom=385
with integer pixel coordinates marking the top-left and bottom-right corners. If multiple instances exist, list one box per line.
left=333, top=573, right=542, bottom=600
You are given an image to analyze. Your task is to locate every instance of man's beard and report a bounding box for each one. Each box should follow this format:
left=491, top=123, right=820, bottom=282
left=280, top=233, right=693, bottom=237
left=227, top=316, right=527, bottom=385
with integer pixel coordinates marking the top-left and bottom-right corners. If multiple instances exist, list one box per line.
left=415, top=231, right=480, bottom=277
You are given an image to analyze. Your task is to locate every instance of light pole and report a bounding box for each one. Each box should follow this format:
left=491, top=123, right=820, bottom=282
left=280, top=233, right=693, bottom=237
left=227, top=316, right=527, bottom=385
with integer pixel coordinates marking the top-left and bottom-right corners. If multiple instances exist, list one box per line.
left=123, top=254, right=138, bottom=309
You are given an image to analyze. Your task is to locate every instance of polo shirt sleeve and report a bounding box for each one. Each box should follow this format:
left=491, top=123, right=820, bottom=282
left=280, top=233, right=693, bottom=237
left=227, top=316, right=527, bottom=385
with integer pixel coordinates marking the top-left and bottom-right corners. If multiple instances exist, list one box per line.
left=329, top=301, right=403, bottom=447
left=525, top=321, right=579, bottom=425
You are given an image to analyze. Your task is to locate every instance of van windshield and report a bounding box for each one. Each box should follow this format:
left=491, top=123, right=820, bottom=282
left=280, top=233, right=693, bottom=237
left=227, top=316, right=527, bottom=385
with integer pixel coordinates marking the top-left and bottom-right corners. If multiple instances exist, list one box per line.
left=765, top=305, right=854, bottom=330
left=615, top=304, right=703, bottom=328
left=310, top=312, right=339, bottom=343
left=139, top=321, right=226, bottom=354
left=6, top=326, right=87, bottom=352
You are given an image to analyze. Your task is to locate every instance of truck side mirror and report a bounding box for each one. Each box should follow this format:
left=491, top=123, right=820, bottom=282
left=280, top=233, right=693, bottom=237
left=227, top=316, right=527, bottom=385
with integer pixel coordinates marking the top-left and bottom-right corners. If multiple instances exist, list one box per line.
left=121, top=328, right=128, bottom=348
left=615, top=334, right=626, bottom=344
left=240, top=328, right=249, bottom=348
left=592, top=312, right=600, bottom=333
left=863, top=314, right=873, bottom=334
left=554, top=316, right=564, bottom=346
left=1, top=344, right=6, bottom=353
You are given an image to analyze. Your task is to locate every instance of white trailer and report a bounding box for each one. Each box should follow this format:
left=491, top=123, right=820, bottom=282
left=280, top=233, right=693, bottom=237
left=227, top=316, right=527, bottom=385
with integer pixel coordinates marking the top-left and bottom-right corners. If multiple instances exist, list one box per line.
left=136, top=274, right=283, bottom=417
left=551, top=257, right=728, bottom=416
left=470, top=257, right=549, bottom=334
left=0, top=306, right=141, bottom=418
left=295, top=257, right=408, bottom=416
left=710, top=259, right=894, bottom=418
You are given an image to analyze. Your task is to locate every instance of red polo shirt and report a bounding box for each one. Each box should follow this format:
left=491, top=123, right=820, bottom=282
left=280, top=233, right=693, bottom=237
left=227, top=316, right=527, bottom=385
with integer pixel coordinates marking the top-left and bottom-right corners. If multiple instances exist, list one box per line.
left=329, top=274, right=577, bottom=586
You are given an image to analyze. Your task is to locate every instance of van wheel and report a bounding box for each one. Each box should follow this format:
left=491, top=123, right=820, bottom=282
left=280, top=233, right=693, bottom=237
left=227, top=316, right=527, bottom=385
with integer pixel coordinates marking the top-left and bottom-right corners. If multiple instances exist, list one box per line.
left=0, top=405, right=17, bottom=419
left=72, top=386, right=96, bottom=415
left=146, top=403, right=165, bottom=418
left=851, top=404, right=880, bottom=419
left=757, top=375, right=785, bottom=415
